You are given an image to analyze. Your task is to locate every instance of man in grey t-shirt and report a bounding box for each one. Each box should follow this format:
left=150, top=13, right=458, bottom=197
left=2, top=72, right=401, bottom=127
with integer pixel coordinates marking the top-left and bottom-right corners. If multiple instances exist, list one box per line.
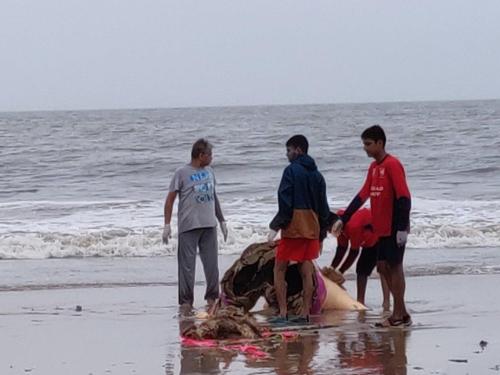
left=162, top=138, right=228, bottom=310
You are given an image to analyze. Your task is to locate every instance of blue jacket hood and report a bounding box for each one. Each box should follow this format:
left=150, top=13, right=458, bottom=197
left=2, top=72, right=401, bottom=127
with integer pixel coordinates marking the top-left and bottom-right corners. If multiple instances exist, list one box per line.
left=293, top=154, right=317, bottom=171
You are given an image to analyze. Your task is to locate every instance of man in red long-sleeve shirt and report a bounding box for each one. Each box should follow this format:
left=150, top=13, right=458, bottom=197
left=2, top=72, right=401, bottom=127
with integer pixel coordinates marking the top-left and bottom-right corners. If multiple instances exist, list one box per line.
left=332, top=125, right=411, bottom=327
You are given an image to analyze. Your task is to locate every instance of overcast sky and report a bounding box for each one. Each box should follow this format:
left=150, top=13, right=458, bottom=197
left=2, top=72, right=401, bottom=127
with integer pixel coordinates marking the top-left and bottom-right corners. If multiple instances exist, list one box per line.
left=1, top=0, right=499, bottom=111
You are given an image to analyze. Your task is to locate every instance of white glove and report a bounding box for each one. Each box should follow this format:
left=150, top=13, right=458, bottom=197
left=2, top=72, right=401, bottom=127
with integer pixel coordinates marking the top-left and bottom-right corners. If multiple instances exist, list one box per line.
left=267, top=229, right=278, bottom=243
left=162, top=224, right=171, bottom=244
left=331, top=219, right=343, bottom=237
left=396, top=230, right=408, bottom=247
left=220, top=221, right=228, bottom=242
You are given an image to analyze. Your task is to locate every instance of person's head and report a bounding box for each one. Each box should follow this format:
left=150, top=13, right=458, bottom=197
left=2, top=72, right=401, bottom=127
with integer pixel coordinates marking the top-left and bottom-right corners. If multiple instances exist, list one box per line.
left=285, top=134, right=308, bottom=162
left=191, top=138, right=213, bottom=167
left=361, top=125, right=386, bottom=159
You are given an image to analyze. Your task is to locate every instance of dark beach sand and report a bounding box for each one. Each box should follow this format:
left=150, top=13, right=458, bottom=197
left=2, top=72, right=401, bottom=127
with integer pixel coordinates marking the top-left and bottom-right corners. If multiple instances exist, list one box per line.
left=0, top=255, right=499, bottom=374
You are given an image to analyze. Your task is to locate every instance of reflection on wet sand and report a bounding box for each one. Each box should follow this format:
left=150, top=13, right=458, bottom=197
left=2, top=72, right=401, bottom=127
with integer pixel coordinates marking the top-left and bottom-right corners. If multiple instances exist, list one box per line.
left=176, top=311, right=409, bottom=375
left=246, top=334, right=320, bottom=375
left=335, top=329, right=408, bottom=375
left=179, top=346, right=236, bottom=374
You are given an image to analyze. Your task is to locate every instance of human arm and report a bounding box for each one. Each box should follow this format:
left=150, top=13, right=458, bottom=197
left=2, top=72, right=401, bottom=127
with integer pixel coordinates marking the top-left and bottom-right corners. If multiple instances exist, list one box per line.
left=317, top=176, right=337, bottom=242
left=339, top=220, right=365, bottom=272
left=334, top=211, right=366, bottom=272
left=333, top=230, right=359, bottom=273
left=331, top=245, right=348, bottom=269
left=338, top=247, right=360, bottom=274
left=388, top=160, right=411, bottom=245
left=269, top=167, right=294, bottom=238
left=331, top=234, right=348, bottom=268
left=163, top=191, right=177, bottom=244
left=342, top=167, right=372, bottom=224
left=214, top=192, right=225, bottom=223
left=332, top=168, right=371, bottom=235
left=214, top=191, right=228, bottom=242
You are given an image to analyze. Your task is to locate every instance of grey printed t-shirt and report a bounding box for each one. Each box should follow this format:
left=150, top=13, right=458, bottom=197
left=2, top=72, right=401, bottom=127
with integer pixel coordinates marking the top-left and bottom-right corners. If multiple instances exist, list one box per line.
left=169, top=164, right=218, bottom=233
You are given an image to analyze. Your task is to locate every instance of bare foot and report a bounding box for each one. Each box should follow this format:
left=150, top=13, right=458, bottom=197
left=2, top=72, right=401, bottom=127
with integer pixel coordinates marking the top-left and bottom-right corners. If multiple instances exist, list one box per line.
left=179, top=303, right=193, bottom=317
left=207, top=298, right=221, bottom=314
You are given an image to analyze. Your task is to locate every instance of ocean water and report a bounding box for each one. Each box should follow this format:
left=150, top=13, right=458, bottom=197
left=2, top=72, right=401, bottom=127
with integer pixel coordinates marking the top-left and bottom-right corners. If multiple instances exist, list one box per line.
left=1, top=100, right=499, bottom=261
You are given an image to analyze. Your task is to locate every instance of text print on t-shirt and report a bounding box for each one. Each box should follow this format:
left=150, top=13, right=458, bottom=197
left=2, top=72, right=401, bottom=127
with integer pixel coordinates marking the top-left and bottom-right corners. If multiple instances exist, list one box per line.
left=371, top=167, right=386, bottom=198
left=190, top=171, right=215, bottom=203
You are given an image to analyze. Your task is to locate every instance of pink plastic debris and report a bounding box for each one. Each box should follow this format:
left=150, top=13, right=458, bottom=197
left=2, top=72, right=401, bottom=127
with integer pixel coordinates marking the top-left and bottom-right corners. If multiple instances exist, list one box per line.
left=181, top=337, right=217, bottom=347
left=281, top=331, right=298, bottom=339
left=222, top=344, right=269, bottom=359
left=261, top=330, right=298, bottom=340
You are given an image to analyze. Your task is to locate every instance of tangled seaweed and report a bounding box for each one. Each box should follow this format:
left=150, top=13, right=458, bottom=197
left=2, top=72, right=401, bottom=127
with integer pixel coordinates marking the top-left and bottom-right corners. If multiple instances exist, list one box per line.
left=182, top=306, right=262, bottom=340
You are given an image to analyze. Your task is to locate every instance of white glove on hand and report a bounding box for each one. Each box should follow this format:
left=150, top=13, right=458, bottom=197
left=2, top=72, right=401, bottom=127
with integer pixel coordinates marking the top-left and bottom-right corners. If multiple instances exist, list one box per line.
left=220, top=221, right=228, bottom=242
left=331, top=219, right=343, bottom=237
left=267, top=229, right=278, bottom=244
left=162, top=224, right=171, bottom=244
left=396, top=230, right=408, bottom=247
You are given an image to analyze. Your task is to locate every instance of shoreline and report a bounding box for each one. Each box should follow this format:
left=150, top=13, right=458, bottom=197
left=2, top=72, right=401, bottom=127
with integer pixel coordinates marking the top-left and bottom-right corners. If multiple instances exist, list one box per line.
left=1, top=255, right=499, bottom=374
left=1, top=246, right=499, bottom=291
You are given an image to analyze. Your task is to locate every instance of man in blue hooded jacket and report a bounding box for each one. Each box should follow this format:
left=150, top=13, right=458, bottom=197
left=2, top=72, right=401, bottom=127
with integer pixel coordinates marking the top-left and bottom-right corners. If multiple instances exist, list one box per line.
left=268, top=134, right=332, bottom=323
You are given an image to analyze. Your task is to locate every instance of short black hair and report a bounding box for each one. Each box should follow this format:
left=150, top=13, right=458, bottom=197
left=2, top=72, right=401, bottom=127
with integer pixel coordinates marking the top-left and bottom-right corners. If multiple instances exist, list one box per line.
left=286, top=134, right=309, bottom=154
left=361, top=125, right=386, bottom=146
left=191, top=138, right=212, bottom=159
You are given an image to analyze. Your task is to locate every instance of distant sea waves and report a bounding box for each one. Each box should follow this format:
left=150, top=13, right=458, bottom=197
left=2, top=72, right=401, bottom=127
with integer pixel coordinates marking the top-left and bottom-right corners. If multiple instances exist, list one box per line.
left=1, top=100, right=499, bottom=260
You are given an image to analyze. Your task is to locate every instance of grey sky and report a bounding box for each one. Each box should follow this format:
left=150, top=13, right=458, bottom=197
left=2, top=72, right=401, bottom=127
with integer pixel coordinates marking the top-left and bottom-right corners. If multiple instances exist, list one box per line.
left=1, top=0, right=499, bottom=111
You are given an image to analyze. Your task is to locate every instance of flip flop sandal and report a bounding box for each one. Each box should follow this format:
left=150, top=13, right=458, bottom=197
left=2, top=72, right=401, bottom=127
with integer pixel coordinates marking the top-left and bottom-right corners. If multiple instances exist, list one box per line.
left=288, top=315, right=310, bottom=324
left=402, top=314, right=412, bottom=327
left=268, top=316, right=288, bottom=326
left=374, top=316, right=406, bottom=328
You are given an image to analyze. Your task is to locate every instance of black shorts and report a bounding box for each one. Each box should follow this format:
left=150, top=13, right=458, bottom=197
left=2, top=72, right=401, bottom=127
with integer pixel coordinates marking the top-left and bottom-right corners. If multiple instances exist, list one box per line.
left=355, top=245, right=377, bottom=277
left=377, top=234, right=406, bottom=266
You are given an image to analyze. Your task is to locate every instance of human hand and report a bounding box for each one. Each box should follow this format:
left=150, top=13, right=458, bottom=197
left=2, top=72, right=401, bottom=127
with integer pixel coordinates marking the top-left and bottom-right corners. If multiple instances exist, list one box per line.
left=331, top=219, right=343, bottom=237
left=396, top=230, right=408, bottom=247
left=162, top=224, right=171, bottom=244
left=220, top=221, right=228, bottom=242
left=267, top=229, right=278, bottom=244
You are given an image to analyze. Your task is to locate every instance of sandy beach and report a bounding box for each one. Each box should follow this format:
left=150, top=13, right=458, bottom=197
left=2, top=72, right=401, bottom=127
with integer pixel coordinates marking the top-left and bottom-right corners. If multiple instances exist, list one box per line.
left=1, top=252, right=499, bottom=375
left=2, top=101, right=499, bottom=375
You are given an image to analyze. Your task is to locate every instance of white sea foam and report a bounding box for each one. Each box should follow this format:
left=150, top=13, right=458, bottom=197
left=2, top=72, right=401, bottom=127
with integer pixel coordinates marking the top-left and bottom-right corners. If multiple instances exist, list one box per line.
left=0, top=196, right=498, bottom=259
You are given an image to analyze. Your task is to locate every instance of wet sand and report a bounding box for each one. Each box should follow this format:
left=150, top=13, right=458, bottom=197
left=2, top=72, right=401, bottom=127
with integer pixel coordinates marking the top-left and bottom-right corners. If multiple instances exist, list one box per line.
left=0, top=256, right=499, bottom=374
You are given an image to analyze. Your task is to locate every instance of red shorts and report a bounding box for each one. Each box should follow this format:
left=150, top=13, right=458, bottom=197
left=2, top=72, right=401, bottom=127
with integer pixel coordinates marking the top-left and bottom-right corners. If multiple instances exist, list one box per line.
left=275, top=238, right=320, bottom=262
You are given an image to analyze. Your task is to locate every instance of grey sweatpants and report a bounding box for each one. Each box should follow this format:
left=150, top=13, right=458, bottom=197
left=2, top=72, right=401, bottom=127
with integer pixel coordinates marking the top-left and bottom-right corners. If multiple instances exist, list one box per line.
left=178, top=227, right=219, bottom=305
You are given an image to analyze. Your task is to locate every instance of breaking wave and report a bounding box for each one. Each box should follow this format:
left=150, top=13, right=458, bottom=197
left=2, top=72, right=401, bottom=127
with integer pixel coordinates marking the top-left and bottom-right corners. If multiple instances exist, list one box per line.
left=0, top=197, right=498, bottom=259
